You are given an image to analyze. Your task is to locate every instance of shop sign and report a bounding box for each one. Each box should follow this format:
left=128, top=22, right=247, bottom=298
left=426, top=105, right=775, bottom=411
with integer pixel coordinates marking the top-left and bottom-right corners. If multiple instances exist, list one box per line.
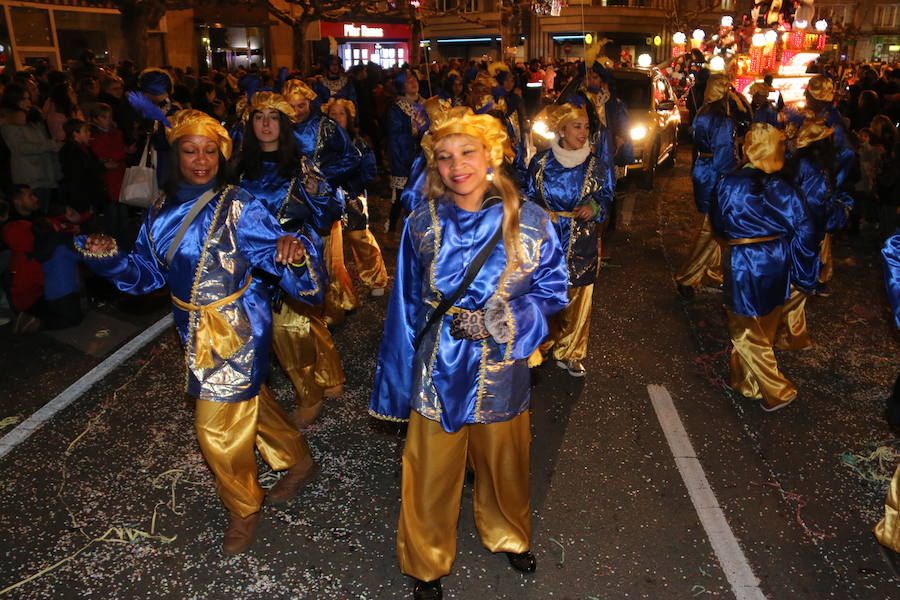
left=320, top=21, right=412, bottom=40
left=344, top=23, right=384, bottom=37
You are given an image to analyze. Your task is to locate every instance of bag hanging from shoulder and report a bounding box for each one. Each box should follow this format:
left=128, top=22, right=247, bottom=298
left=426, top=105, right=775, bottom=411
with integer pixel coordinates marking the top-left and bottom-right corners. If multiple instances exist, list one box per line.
left=119, top=134, right=158, bottom=208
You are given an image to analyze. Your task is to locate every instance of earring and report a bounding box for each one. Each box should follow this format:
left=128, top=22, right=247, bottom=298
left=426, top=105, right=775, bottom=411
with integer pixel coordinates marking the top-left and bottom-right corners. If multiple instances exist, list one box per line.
left=486, top=167, right=494, bottom=182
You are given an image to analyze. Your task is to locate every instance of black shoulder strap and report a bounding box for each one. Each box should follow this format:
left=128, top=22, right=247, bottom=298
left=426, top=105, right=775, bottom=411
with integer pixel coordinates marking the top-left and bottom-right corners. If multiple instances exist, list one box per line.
left=165, top=187, right=219, bottom=266
left=413, top=196, right=505, bottom=352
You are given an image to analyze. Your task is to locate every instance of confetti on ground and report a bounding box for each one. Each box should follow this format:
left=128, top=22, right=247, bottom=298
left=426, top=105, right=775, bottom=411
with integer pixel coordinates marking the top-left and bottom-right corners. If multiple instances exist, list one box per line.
left=0, top=415, right=22, bottom=429
left=840, top=442, right=900, bottom=483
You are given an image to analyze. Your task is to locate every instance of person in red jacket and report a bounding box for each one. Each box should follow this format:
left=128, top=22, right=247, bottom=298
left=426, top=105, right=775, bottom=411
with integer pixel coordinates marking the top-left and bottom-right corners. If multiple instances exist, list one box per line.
left=88, top=102, right=131, bottom=240
left=1, top=185, right=43, bottom=333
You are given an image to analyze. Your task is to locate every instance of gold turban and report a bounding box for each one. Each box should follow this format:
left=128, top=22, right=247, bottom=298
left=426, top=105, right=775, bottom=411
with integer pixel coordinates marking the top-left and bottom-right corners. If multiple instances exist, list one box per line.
left=704, top=74, right=731, bottom=104
left=805, top=75, right=834, bottom=102
left=471, top=71, right=496, bottom=92
left=748, top=82, right=774, bottom=97
left=421, top=106, right=513, bottom=170
left=322, top=97, right=357, bottom=121
left=166, top=109, right=233, bottom=160
left=796, top=117, right=834, bottom=149
left=423, top=95, right=452, bottom=124
left=744, top=123, right=785, bottom=174
left=547, top=102, right=588, bottom=133
left=282, top=79, right=317, bottom=103
left=239, top=91, right=295, bottom=123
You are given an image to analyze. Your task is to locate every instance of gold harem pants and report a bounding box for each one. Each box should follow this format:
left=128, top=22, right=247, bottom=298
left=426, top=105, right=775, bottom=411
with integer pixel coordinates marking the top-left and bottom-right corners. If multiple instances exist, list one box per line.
left=194, top=384, right=312, bottom=517
left=346, top=228, right=389, bottom=289
left=675, top=214, right=724, bottom=288
left=271, top=297, right=345, bottom=411
left=530, top=284, right=593, bottom=365
left=323, top=221, right=359, bottom=326
left=397, top=411, right=531, bottom=582
left=875, top=464, right=900, bottom=553
left=727, top=307, right=797, bottom=410
left=775, top=286, right=812, bottom=351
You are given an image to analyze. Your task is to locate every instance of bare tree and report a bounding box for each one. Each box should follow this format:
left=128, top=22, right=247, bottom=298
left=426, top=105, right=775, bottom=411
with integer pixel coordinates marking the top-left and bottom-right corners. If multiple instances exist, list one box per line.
left=110, top=0, right=168, bottom=68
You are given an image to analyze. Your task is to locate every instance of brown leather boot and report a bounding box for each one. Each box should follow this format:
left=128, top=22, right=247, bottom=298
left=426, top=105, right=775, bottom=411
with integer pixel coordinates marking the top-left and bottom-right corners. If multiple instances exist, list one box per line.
left=292, top=402, right=323, bottom=427
left=267, top=461, right=321, bottom=505
left=222, top=511, right=260, bottom=555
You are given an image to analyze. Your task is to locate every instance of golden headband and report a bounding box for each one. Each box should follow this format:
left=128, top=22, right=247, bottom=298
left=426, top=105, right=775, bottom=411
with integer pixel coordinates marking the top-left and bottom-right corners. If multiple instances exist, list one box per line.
left=806, top=75, right=834, bottom=102
left=241, top=91, right=295, bottom=123
left=704, top=74, right=731, bottom=104
left=744, top=123, right=785, bottom=174
left=282, top=79, right=317, bottom=103
left=322, top=97, right=356, bottom=121
left=748, top=82, right=774, bottom=97
left=796, top=117, right=834, bottom=149
left=421, top=107, right=513, bottom=170
left=166, top=109, right=233, bottom=160
left=548, top=102, right=588, bottom=133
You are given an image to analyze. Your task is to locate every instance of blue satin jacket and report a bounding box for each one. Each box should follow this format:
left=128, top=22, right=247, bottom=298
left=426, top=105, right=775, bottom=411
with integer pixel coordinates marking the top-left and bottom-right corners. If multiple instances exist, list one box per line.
left=386, top=98, right=429, bottom=183
left=238, top=159, right=340, bottom=239
left=692, top=109, right=738, bottom=214
left=292, top=113, right=359, bottom=187
left=711, top=168, right=819, bottom=316
left=527, top=146, right=613, bottom=287
left=794, top=156, right=852, bottom=237
left=369, top=198, right=569, bottom=432
left=312, top=75, right=358, bottom=106
left=75, top=185, right=325, bottom=402
left=753, top=103, right=780, bottom=128
left=884, top=231, right=900, bottom=329
left=338, top=136, right=378, bottom=231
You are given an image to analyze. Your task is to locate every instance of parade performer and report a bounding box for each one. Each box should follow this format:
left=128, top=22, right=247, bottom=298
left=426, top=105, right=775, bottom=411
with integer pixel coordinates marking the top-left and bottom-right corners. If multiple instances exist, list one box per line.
left=386, top=68, right=429, bottom=233
left=749, top=81, right=779, bottom=127
left=710, top=123, right=819, bottom=412
left=324, top=97, right=389, bottom=296
left=874, top=229, right=900, bottom=577
left=369, top=106, right=569, bottom=600
left=76, top=110, right=324, bottom=554
left=283, top=78, right=359, bottom=325
left=313, top=55, right=358, bottom=107
left=526, top=97, right=613, bottom=377
left=235, top=92, right=346, bottom=426
left=779, top=118, right=852, bottom=349
left=675, top=74, right=739, bottom=298
left=437, top=69, right=466, bottom=107
left=467, top=71, right=528, bottom=184
left=489, top=62, right=527, bottom=173
left=579, top=44, right=632, bottom=183
left=787, top=74, right=857, bottom=285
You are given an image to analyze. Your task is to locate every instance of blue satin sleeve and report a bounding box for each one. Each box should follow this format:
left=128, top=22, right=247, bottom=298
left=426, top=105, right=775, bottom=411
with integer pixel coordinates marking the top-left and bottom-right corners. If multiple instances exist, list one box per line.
left=74, top=215, right=167, bottom=295
left=319, top=117, right=359, bottom=186
left=753, top=104, right=780, bottom=128
left=883, top=232, right=900, bottom=329
left=236, top=198, right=326, bottom=305
left=401, top=153, right=428, bottom=213
left=369, top=218, right=422, bottom=421
left=610, top=98, right=633, bottom=166
left=692, top=112, right=737, bottom=214
left=387, top=104, right=416, bottom=178
left=503, top=217, right=568, bottom=360
left=586, top=151, right=613, bottom=223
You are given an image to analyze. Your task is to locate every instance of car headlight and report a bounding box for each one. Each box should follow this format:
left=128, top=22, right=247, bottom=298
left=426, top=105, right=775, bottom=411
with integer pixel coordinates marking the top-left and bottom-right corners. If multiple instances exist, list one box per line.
left=630, top=125, right=648, bottom=141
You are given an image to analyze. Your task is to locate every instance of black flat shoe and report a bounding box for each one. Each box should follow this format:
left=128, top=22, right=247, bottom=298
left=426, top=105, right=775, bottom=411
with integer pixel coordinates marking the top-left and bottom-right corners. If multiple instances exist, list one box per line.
left=505, top=550, right=536, bottom=573
left=413, top=578, right=442, bottom=600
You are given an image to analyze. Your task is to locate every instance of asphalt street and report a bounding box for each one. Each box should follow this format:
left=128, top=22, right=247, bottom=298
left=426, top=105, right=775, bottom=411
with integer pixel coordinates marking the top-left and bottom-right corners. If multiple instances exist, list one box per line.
left=0, top=146, right=898, bottom=599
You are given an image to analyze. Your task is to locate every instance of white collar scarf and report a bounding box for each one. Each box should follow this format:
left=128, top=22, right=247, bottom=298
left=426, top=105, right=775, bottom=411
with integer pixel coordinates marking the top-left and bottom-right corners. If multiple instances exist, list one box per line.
left=551, top=139, right=591, bottom=168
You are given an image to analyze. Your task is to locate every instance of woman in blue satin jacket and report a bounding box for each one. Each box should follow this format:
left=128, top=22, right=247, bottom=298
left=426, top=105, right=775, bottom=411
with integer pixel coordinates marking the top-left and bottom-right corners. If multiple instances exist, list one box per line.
left=76, top=110, right=325, bottom=555
left=526, top=97, right=613, bottom=378
left=675, top=74, right=740, bottom=296
left=369, top=107, right=568, bottom=600
left=710, top=123, right=819, bottom=413
left=386, top=69, right=429, bottom=233
left=234, top=91, right=346, bottom=427
left=323, top=97, right=389, bottom=296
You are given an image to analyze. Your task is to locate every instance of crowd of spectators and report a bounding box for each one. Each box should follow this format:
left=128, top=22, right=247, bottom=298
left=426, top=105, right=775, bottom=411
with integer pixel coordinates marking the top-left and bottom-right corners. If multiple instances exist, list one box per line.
left=0, top=48, right=898, bottom=335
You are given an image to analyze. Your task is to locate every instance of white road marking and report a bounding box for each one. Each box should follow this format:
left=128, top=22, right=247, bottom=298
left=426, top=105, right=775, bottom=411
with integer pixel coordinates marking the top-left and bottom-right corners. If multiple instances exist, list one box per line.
left=0, top=314, right=173, bottom=461
left=618, top=193, right=636, bottom=229
left=647, top=384, right=767, bottom=600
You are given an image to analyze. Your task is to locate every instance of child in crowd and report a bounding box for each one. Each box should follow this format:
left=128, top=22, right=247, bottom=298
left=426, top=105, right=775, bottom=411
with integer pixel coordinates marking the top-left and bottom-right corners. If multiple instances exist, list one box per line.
left=58, top=118, right=104, bottom=219
left=88, top=103, right=131, bottom=240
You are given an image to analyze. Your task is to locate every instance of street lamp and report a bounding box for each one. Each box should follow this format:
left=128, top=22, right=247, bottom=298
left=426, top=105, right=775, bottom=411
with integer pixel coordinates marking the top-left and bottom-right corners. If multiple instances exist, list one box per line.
left=692, top=29, right=705, bottom=42
left=673, top=32, right=687, bottom=45
left=721, top=16, right=733, bottom=28
left=814, top=19, right=828, bottom=32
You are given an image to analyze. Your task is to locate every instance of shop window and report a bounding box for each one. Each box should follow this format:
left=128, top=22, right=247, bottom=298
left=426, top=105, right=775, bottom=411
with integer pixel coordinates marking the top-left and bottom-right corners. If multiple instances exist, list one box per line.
left=436, top=0, right=456, bottom=11
left=815, top=4, right=849, bottom=24
left=874, top=4, right=899, bottom=27
left=721, top=0, right=734, bottom=9
left=54, top=11, right=123, bottom=66
left=9, top=6, right=53, bottom=47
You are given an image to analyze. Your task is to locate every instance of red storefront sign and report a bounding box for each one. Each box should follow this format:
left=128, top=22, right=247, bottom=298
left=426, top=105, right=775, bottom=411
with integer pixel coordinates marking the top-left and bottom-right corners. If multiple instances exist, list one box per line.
left=320, top=22, right=411, bottom=40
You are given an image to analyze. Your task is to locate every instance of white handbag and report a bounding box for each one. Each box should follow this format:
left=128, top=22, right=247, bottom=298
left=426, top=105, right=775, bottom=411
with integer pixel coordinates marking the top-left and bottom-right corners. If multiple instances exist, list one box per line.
left=119, top=134, right=158, bottom=208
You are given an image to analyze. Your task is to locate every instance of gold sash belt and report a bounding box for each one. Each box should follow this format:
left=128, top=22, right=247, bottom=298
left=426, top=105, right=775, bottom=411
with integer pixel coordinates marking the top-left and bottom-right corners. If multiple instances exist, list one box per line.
left=549, top=210, right=575, bottom=223
left=172, top=276, right=252, bottom=369
left=727, top=235, right=781, bottom=246
left=697, top=152, right=714, bottom=158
